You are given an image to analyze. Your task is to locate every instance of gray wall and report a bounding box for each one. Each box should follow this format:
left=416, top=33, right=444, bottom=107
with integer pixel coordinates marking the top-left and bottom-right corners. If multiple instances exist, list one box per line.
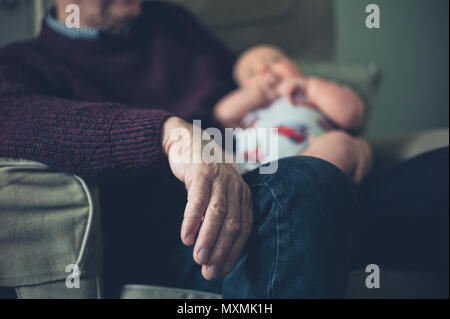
left=0, top=1, right=37, bottom=47
left=334, top=0, right=449, bottom=138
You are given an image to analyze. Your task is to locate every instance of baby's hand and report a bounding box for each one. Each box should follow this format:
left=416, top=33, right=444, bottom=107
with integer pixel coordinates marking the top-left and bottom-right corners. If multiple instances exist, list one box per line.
left=276, top=77, right=308, bottom=105
left=256, top=80, right=279, bottom=103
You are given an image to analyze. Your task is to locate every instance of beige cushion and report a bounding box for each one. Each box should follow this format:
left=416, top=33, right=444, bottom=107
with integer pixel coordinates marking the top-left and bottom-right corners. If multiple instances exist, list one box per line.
left=166, top=0, right=334, bottom=60
left=0, top=159, right=102, bottom=286
left=370, top=128, right=450, bottom=171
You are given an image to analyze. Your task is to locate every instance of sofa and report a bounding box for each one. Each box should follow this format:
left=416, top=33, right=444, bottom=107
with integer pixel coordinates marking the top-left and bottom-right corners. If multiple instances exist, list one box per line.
left=0, top=0, right=448, bottom=299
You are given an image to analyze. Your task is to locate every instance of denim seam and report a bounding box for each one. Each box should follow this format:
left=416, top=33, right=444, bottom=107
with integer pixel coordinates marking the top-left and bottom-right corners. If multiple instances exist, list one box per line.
left=249, top=182, right=283, bottom=298
left=261, top=182, right=282, bottom=299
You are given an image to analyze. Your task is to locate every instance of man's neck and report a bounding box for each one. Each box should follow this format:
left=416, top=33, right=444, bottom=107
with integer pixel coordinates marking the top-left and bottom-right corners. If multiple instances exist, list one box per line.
left=55, top=5, right=129, bottom=34
left=45, top=6, right=99, bottom=40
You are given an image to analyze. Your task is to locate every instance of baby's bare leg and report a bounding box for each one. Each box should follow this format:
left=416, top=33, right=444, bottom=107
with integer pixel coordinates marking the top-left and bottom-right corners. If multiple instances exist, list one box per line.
left=351, top=137, right=372, bottom=183
left=302, top=131, right=372, bottom=183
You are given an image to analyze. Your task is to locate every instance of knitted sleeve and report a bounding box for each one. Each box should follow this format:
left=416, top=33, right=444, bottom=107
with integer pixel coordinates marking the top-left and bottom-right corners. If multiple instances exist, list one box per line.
left=0, top=59, right=172, bottom=179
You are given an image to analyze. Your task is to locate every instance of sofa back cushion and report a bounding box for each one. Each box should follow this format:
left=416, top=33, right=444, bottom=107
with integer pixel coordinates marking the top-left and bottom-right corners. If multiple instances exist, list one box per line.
left=165, top=0, right=334, bottom=61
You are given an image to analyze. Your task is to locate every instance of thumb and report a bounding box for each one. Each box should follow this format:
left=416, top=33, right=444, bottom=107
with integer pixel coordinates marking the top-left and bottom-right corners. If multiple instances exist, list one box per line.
left=277, top=82, right=296, bottom=104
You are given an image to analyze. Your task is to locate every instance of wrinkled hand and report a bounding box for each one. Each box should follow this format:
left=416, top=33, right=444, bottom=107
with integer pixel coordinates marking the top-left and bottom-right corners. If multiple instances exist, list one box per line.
left=162, top=117, right=253, bottom=280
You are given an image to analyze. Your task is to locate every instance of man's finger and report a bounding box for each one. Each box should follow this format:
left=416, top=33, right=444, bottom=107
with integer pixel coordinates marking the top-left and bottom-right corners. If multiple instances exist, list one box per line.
left=221, top=185, right=253, bottom=276
left=203, top=180, right=242, bottom=279
left=193, top=180, right=228, bottom=267
left=181, top=175, right=211, bottom=246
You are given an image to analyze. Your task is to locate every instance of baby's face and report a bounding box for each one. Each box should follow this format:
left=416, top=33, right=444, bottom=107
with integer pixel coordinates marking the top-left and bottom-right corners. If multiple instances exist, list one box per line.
left=235, top=46, right=304, bottom=88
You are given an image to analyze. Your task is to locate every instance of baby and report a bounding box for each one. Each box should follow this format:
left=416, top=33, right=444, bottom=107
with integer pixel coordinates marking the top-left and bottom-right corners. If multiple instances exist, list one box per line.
left=214, top=45, right=372, bottom=183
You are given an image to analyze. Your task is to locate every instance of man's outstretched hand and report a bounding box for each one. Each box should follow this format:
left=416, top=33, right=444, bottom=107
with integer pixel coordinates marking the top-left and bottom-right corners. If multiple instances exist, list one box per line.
left=161, top=117, right=253, bottom=280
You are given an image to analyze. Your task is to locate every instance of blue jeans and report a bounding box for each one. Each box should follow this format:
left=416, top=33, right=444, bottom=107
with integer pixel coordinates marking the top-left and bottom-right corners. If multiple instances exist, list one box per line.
left=101, top=149, right=448, bottom=298
left=353, top=147, right=449, bottom=290
left=221, top=156, right=359, bottom=298
left=101, top=156, right=359, bottom=298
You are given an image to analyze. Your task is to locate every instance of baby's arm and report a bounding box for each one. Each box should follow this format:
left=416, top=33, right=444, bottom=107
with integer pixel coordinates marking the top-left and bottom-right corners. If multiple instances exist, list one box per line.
left=214, top=86, right=273, bottom=127
left=306, top=77, right=364, bottom=131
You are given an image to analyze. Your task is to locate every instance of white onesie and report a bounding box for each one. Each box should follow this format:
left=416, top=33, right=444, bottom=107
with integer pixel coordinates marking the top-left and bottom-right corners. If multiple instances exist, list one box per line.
left=235, top=97, right=332, bottom=174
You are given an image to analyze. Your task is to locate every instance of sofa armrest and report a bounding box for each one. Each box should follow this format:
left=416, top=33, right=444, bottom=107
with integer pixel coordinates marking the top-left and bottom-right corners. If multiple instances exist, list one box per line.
left=369, top=128, right=449, bottom=171
left=0, top=158, right=102, bottom=288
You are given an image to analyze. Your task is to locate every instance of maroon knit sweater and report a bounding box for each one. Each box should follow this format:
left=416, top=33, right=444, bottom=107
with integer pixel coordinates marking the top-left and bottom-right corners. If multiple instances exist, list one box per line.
left=0, top=2, right=236, bottom=179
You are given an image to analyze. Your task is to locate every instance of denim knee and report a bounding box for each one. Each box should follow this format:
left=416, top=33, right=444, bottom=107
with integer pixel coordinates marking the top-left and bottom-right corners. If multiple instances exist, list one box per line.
left=260, top=156, right=358, bottom=213
left=242, top=156, right=359, bottom=297
left=247, top=155, right=359, bottom=237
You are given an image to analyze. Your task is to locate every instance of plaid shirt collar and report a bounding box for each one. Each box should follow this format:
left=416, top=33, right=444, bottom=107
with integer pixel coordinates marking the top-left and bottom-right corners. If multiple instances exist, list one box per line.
left=45, top=7, right=138, bottom=40
left=45, top=7, right=101, bottom=40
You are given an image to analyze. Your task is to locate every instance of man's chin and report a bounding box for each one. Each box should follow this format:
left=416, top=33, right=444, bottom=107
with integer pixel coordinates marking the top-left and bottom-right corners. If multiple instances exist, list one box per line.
left=112, top=1, right=141, bottom=17
left=107, top=9, right=141, bottom=30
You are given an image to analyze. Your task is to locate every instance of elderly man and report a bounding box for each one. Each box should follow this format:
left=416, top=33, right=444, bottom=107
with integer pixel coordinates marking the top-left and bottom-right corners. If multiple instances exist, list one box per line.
left=0, top=0, right=447, bottom=298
